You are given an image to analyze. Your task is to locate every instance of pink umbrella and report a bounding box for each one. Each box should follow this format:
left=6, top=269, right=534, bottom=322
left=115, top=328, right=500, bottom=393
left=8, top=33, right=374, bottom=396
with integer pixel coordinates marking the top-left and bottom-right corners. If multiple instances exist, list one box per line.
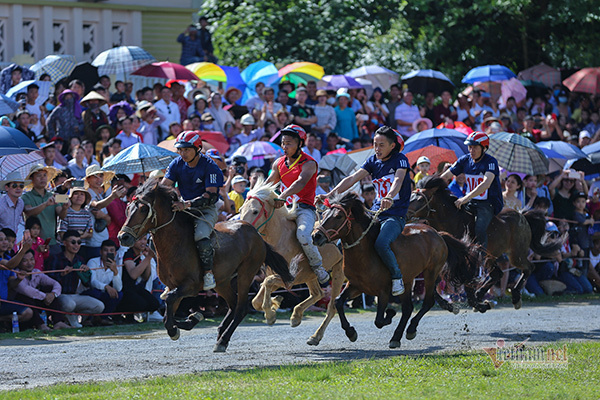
left=132, top=61, right=199, bottom=81
left=518, top=63, right=561, bottom=88
left=500, top=78, right=527, bottom=106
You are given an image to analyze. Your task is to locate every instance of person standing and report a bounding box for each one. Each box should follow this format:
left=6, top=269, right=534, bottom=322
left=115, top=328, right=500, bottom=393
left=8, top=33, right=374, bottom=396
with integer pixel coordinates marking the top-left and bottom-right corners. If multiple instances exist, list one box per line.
left=333, top=91, right=358, bottom=141
left=394, top=90, right=420, bottom=138
left=197, top=16, right=217, bottom=63
left=154, top=87, right=180, bottom=141
left=0, top=172, right=26, bottom=234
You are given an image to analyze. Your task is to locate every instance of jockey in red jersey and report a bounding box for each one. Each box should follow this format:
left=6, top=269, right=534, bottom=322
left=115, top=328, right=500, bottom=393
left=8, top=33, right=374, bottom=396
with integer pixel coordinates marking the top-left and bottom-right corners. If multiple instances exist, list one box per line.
left=266, top=124, right=330, bottom=284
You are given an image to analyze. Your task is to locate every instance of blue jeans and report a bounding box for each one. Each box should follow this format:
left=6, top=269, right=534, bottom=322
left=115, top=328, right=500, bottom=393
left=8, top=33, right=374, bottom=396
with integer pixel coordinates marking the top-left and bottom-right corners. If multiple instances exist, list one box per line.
left=82, top=288, right=123, bottom=314
left=374, top=216, right=405, bottom=280
left=469, top=201, right=494, bottom=249
left=558, top=270, right=594, bottom=294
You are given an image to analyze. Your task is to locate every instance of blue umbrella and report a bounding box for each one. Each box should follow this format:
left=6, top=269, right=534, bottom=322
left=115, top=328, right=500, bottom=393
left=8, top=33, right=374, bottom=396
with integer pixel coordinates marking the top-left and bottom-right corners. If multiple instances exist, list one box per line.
left=241, top=60, right=280, bottom=103
left=101, top=143, right=177, bottom=174
left=401, top=69, right=454, bottom=95
left=0, top=93, right=19, bottom=115
left=537, top=141, right=588, bottom=160
left=0, top=126, right=39, bottom=156
left=6, top=80, right=52, bottom=104
left=539, top=147, right=568, bottom=173
left=581, top=142, right=600, bottom=164
left=403, top=128, right=468, bottom=158
left=220, top=65, right=246, bottom=92
left=462, top=65, right=517, bottom=84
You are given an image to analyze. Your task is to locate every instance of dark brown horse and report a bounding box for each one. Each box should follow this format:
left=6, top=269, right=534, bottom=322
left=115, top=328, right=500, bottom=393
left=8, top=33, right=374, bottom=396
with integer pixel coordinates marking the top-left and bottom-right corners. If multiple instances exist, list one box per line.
left=312, top=192, right=480, bottom=349
left=407, top=176, right=562, bottom=309
left=118, top=179, right=293, bottom=352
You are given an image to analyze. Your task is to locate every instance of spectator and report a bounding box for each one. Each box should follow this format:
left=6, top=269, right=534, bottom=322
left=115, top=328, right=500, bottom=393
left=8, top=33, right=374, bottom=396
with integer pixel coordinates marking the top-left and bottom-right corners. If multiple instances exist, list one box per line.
left=24, top=216, right=50, bottom=271
left=422, top=91, right=436, bottom=122
left=0, top=171, right=26, bottom=234
left=41, top=142, right=65, bottom=169
left=45, top=230, right=104, bottom=328
left=448, top=173, right=467, bottom=198
left=15, top=110, right=34, bottom=141
left=103, top=137, right=122, bottom=165
left=117, top=236, right=160, bottom=319
left=248, top=166, right=266, bottom=190
left=276, top=89, right=292, bottom=112
left=197, top=16, right=216, bottom=63
left=224, top=87, right=247, bottom=120
left=169, top=81, right=191, bottom=123
left=46, top=89, right=83, bottom=141
left=433, top=90, right=458, bottom=125
left=540, top=113, right=565, bottom=141
left=137, top=102, right=164, bottom=146
left=246, top=82, right=266, bottom=116
left=579, top=130, right=592, bottom=148
left=455, top=93, right=471, bottom=124
left=387, top=84, right=402, bottom=128
left=394, top=90, right=420, bottom=138
left=200, top=113, right=215, bottom=131
left=366, top=87, right=389, bottom=122
left=153, top=87, right=180, bottom=141
left=187, top=94, right=209, bottom=119
left=83, top=240, right=123, bottom=325
left=258, top=87, right=282, bottom=123
left=25, top=83, right=44, bottom=136
left=208, top=92, right=234, bottom=135
left=312, top=89, right=336, bottom=137
left=549, top=170, right=587, bottom=221
left=306, top=80, right=318, bottom=106
left=110, top=81, right=128, bottom=104
left=333, top=90, right=358, bottom=141
left=315, top=170, right=333, bottom=196
left=107, top=183, right=134, bottom=246
left=68, top=79, right=85, bottom=99
left=93, top=125, right=114, bottom=165
left=189, top=114, right=202, bottom=131
left=57, top=187, right=93, bottom=245
left=228, top=175, right=248, bottom=213
left=274, top=109, right=292, bottom=131
left=22, top=165, right=65, bottom=255
left=585, top=111, right=600, bottom=138
left=116, top=116, right=142, bottom=149
left=67, top=146, right=87, bottom=179
left=587, top=233, right=600, bottom=291
left=231, top=114, right=263, bottom=151
left=81, top=91, right=109, bottom=142
left=413, top=156, right=431, bottom=184
left=502, top=174, right=524, bottom=210
left=81, top=140, right=100, bottom=168
left=412, top=117, right=433, bottom=133
left=279, top=81, right=296, bottom=107
left=302, top=133, right=321, bottom=163
left=568, top=192, right=594, bottom=284
left=0, top=230, right=33, bottom=328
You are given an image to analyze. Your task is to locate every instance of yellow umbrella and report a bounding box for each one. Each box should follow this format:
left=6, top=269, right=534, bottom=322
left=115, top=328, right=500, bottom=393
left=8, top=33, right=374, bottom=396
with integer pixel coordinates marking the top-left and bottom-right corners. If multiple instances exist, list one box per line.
left=186, top=62, right=227, bottom=82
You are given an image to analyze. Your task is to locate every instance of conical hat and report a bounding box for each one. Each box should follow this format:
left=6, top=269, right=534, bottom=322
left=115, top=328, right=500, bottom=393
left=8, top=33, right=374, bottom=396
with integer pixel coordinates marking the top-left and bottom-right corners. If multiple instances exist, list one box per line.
left=84, top=164, right=115, bottom=191
left=80, top=91, right=107, bottom=107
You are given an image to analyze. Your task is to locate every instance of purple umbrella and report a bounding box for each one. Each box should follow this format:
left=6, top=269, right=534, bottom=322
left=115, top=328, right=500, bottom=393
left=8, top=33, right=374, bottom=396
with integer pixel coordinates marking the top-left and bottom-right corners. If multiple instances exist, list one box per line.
left=320, top=75, right=363, bottom=90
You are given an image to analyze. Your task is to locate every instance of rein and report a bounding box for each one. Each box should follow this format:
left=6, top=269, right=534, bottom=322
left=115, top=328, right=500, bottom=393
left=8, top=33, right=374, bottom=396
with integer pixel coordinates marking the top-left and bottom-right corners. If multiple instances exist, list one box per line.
left=246, top=195, right=275, bottom=236
left=121, top=197, right=177, bottom=239
left=410, top=189, right=436, bottom=219
left=317, top=203, right=382, bottom=249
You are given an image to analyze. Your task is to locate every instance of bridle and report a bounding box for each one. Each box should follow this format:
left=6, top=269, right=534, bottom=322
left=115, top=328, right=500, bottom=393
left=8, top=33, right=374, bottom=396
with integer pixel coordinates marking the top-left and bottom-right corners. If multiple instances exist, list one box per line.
left=315, top=204, right=354, bottom=245
left=409, top=188, right=436, bottom=219
left=120, top=196, right=177, bottom=239
left=246, top=195, right=274, bottom=235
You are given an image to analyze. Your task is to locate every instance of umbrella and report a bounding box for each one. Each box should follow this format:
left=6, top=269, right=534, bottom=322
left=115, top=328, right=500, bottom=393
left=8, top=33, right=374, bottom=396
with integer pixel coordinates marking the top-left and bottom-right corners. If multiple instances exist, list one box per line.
left=348, top=65, right=399, bottom=92
left=186, top=62, right=227, bottom=82
left=0, top=152, right=44, bottom=181
left=487, top=132, right=548, bottom=175
left=0, top=126, right=39, bottom=156
left=333, top=147, right=374, bottom=176
left=537, top=141, right=588, bottom=161
left=435, top=121, right=472, bottom=135
left=520, top=80, right=549, bottom=98
left=6, top=80, right=52, bottom=104
left=320, top=75, right=363, bottom=90
left=462, top=65, right=517, bottom=84
left=92, top=46, right=156, bottom=75
left=500, top=78, right=527, bottom=106
left=68, top=62, right=99, bottom=93
left=400, top=69, right=454, bottom=95
left=406, top=145, right=458, bottom=170
left=219, top=65, right=246, bottom=92
left=581, top=142, right=600, bottom=164
left=517, top=63, right=561, bottom=88
left=0, top=93, right=19, bottom=114
left=403, top=128, right=469, bottom=158
left=539, top=147, right=568, bottom=173
left=355, top=78, right=374, bottom=98
left=132, top=61, right=198, bottom=81
left=158, top=131, right=229, bottom=155
left=30, top=55, right=76, bottom=83
left=229, top=141, right=283, bottom=162
left=565, top=158, right=600, bottom=179
left=241, top=60, right=280, bottom=103
left=278, top=62, right=324, bottom=86
left=101, top=143, right=177, bottom=174
left=563, top=68, right=600, bottom=95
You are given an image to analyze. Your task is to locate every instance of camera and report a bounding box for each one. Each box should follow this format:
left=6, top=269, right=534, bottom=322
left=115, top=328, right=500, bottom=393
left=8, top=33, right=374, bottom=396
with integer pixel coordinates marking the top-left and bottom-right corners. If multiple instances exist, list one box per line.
left=72, top=180, right=84, bottom=188
left=235, top=165, right=245, bottom=175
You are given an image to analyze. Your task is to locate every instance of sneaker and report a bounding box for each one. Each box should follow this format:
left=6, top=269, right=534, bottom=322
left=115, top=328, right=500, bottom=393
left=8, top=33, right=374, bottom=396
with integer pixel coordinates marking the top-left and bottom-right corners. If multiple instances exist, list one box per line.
left=148, top=311, right=164, bottom=322
left=203, top=272, right=216, bottom=290
left=313, top=265, right=330, bottom=285
left=65, top=314, right=82, bottom=328
left=391, top=279, right=405, bottom=296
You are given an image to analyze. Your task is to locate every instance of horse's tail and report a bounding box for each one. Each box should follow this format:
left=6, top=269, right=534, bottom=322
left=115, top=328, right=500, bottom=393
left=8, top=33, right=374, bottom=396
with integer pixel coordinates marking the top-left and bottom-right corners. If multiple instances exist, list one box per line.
left=440, top=232, right=482, bottom=287
left=264, top=243, right=294, bottom=284
left=524, top=210, right=563, bottom=256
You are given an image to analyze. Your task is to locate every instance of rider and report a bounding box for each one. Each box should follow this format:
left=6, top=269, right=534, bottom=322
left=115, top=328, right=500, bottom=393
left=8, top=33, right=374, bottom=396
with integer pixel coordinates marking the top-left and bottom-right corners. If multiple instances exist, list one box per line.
left=162, top=131, right=224, bottom=290
left=440, top=131, right=503, bottom=249
left=266, top=124, right=330, bottom=284
left=317, top=126, right=411, bottom=296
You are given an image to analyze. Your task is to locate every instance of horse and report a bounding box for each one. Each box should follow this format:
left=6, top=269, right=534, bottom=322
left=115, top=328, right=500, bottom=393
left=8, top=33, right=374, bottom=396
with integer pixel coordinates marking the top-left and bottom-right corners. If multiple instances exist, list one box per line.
left=312, top=192, right=480, bottom=349
left=239, top=180, right=345, bottom=346
left=117, top=179, right=293, bottom=352
left=407, top=176, right=562, bottom=309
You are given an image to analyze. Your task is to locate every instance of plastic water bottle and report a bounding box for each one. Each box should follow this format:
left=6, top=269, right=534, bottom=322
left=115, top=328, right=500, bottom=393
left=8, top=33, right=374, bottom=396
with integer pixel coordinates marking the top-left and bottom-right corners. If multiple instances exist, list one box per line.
left=11, top=312, right=19, bottom=333
left=40, top=310, right=48, bottom=325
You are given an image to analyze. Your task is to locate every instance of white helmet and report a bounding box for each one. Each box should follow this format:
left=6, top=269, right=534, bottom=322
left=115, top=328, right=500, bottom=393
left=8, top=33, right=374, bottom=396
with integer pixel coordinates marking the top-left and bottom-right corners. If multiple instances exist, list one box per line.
left=416, top=156, right=431, bottom=165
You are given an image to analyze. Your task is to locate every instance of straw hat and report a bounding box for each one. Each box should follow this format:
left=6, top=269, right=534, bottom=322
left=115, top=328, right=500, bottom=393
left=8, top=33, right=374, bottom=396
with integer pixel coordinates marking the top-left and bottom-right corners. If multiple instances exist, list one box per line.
left=68, top=187, right=92, bottom=206
left=80, top=91, right=107, bottom=107
left=25, top=164, right=60, bottom=189
left=135, top=100, right=154, bottom=118
left=84, top=165, right=115, bottom=190
left=148, top=169, right=165, bottom=179
left=0, top=171, right=30, bottom=188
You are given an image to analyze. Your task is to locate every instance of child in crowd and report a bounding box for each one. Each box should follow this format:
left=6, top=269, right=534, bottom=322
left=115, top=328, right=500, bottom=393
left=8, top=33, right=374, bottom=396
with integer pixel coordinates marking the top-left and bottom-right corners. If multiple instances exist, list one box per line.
left=559, top=218, right=594, bottom=294
left=1, top=228, right=17, bottom=257
left=413, top=156, right=431, bottom=184
left=24, top=217, right=50, bottom=271
left=228, top=175, right=248, bottom=214
left=587, top=233, right=600, bottom=291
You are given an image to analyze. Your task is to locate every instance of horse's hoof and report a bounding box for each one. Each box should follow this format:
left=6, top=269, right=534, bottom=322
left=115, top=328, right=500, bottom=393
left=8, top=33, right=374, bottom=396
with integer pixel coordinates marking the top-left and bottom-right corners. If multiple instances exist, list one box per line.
left=374, top=320, right=385, bottom=329
left=213, top=344, right=227, bottom=353
left=406, top=331, right=417, bottom=340
left=451, top=303, right=460, bottom=314
left=513, top=300, right=522, bottom=310
left=389, top=340, right=401, bottom=349
left=271, top=295, right=284, bottom=309
left=191, top=312, right=204, bottom=322
left=346, top=327, right=358, bottom=342
left=290, top=316, right=302, bottom=328
left=307, top=336, right=320, bottom=346
left=168, top=327, right=180, bottom=341
left=265, top=315, right=276, bottom=326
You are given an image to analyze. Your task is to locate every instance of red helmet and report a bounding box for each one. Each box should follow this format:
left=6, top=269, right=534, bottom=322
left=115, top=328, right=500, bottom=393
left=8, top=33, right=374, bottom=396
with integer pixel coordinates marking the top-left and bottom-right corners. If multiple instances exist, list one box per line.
left=392, top=128, right=405, bottom=152
left=175, top=131, right=202, bottom=149
left=280, top=124, right=307, bottom=141
left=464, top=131, right=489, bottom=149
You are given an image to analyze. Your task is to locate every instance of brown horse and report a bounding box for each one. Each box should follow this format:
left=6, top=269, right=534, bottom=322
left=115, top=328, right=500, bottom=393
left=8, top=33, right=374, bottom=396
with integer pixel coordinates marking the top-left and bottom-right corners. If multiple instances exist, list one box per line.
left=239, top=180, right=344, bottom=346
left=312, top=192, right=480, bottom=348
left=407, top=176, right=562, bottom=309
left=117, top=179, right=293, bottom=352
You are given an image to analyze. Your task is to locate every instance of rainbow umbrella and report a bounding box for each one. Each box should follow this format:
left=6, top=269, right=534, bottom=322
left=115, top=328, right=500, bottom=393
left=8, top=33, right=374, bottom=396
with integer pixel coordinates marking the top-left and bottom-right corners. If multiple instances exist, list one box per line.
left=186, top=62, right=227, bottom=82
left=278, top=62, right=324, bottom=86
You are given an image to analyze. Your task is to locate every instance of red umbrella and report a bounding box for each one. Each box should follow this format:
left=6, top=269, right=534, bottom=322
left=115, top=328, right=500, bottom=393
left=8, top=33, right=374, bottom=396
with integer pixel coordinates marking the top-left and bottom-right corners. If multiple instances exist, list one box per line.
left=406, top=145, right=457, bottom=170
left=158, top=131, right=229, bottom=155
left=563, top=67, right=600, bottom=95
left=132, top=61, right=199, bottom=81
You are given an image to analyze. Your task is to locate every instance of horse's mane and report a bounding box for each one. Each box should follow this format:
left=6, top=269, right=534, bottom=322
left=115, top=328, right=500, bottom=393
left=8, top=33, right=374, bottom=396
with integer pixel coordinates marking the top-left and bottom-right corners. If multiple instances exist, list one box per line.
left=244, top=178, right=297, bottom=219
left=136, top=178, right=179, bottom=203
left=417, top=175, right=458, bottom=204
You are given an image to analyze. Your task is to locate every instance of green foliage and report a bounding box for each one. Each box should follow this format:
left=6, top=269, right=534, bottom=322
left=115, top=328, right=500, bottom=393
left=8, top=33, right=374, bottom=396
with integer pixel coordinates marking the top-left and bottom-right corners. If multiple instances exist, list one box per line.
left=200, top=0, right=600, bottom=86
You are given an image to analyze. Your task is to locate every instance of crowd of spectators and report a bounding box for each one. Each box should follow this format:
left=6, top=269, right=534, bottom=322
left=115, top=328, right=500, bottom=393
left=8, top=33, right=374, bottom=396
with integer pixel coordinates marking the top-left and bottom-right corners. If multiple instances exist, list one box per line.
left=1, top=48, right=600, bottom=332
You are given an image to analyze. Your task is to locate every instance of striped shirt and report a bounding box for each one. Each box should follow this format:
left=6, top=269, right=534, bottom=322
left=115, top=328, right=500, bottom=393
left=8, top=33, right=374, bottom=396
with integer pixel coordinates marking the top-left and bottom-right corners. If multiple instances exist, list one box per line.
left=57, top=207, right=93, bottom=245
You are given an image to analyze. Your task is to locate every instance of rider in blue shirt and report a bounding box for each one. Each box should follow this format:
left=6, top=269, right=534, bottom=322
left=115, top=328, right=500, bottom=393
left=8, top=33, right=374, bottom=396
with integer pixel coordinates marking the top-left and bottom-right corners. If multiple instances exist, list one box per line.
left=318, top=126, right=411, bottom=296
left=162, top=131, right=224, bottom=290
left=441, top=131, right=503, bottom=249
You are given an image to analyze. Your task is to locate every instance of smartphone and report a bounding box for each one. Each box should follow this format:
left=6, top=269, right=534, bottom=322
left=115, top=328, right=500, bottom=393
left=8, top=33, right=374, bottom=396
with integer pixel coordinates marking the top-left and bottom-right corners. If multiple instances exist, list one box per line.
left=107, top=253, right=115, bottom=262
left=72, top=180, right=84, bottom=188
left=44, top=237, right=51, bottom=246
left=568, top=171, right=580, bottom=180
left=55, top=194, right=69, bottom=203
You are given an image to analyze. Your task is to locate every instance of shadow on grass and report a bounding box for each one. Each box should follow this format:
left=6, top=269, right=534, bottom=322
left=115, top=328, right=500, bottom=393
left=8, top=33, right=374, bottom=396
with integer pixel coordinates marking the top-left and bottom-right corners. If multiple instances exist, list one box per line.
left=487, top=328, right=600, bottom=343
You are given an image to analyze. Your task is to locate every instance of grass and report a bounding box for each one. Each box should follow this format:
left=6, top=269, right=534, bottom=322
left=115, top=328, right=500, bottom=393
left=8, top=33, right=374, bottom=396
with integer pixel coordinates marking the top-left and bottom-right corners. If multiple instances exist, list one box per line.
left=3, top=341, right=599, bottom=399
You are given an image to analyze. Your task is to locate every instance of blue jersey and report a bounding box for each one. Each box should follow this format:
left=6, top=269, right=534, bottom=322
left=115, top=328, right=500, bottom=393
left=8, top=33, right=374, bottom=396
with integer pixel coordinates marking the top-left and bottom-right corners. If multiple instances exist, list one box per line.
left=165, top=154, right=224, bottom=201
left=449, top=153, right=503, bottom=214
left=360, top=151, right=411, bottom=219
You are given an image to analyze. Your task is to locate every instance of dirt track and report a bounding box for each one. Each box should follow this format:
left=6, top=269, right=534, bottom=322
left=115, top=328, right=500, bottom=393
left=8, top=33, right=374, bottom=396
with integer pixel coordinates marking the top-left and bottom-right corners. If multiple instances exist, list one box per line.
left=1, top=300, right=599, bottom=390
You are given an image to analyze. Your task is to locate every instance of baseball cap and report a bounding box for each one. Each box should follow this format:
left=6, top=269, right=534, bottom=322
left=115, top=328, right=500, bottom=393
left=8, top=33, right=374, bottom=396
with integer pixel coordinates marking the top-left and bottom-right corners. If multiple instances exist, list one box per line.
left=579, top=130, right=591, bottom=140
left=232, top=175, right=249, bottom=185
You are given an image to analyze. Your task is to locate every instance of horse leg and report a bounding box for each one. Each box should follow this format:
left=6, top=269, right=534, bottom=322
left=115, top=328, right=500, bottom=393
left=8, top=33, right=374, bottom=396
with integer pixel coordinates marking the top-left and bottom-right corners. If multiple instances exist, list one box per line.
left=374, top=290, right=396, bottom=329
left=291, top=278, right=323, bottom=327
left=335, top=283, right=362, bottom=342
left=406, top=272, right=437, bottom=340
left=465, top=285, right=493, bottom=313
left=433, top=278, right=460, bottom=314
left=261, top=275, right=283, bottom=325
left=389, top=295, right=414, bottom=349
left=215, top=285, right=236, bottom=342
left=251, top=280, right=266, bottom=312
left=475, top=258, right=504, bottom=301
left=308, top=261, right=344, bottom=346
left=510, top=269, right=530, bottom=310
left=163, top=284, right=198, bottom=340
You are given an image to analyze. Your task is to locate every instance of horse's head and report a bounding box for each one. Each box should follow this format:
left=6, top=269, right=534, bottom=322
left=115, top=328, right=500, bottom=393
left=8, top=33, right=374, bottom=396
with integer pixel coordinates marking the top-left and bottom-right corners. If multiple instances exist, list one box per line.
left=407, top=175, right=445, bottom=219
left=312, top=192, right=360, bottom=246
left=239, top=179, right=278, bottom=230
left=118, top=178, right=177, bottom=247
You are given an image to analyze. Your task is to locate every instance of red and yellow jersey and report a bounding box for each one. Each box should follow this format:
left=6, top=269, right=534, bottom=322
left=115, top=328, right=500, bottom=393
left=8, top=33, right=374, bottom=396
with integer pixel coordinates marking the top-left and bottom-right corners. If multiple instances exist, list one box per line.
left=277, top=152, right=317, bottom=206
